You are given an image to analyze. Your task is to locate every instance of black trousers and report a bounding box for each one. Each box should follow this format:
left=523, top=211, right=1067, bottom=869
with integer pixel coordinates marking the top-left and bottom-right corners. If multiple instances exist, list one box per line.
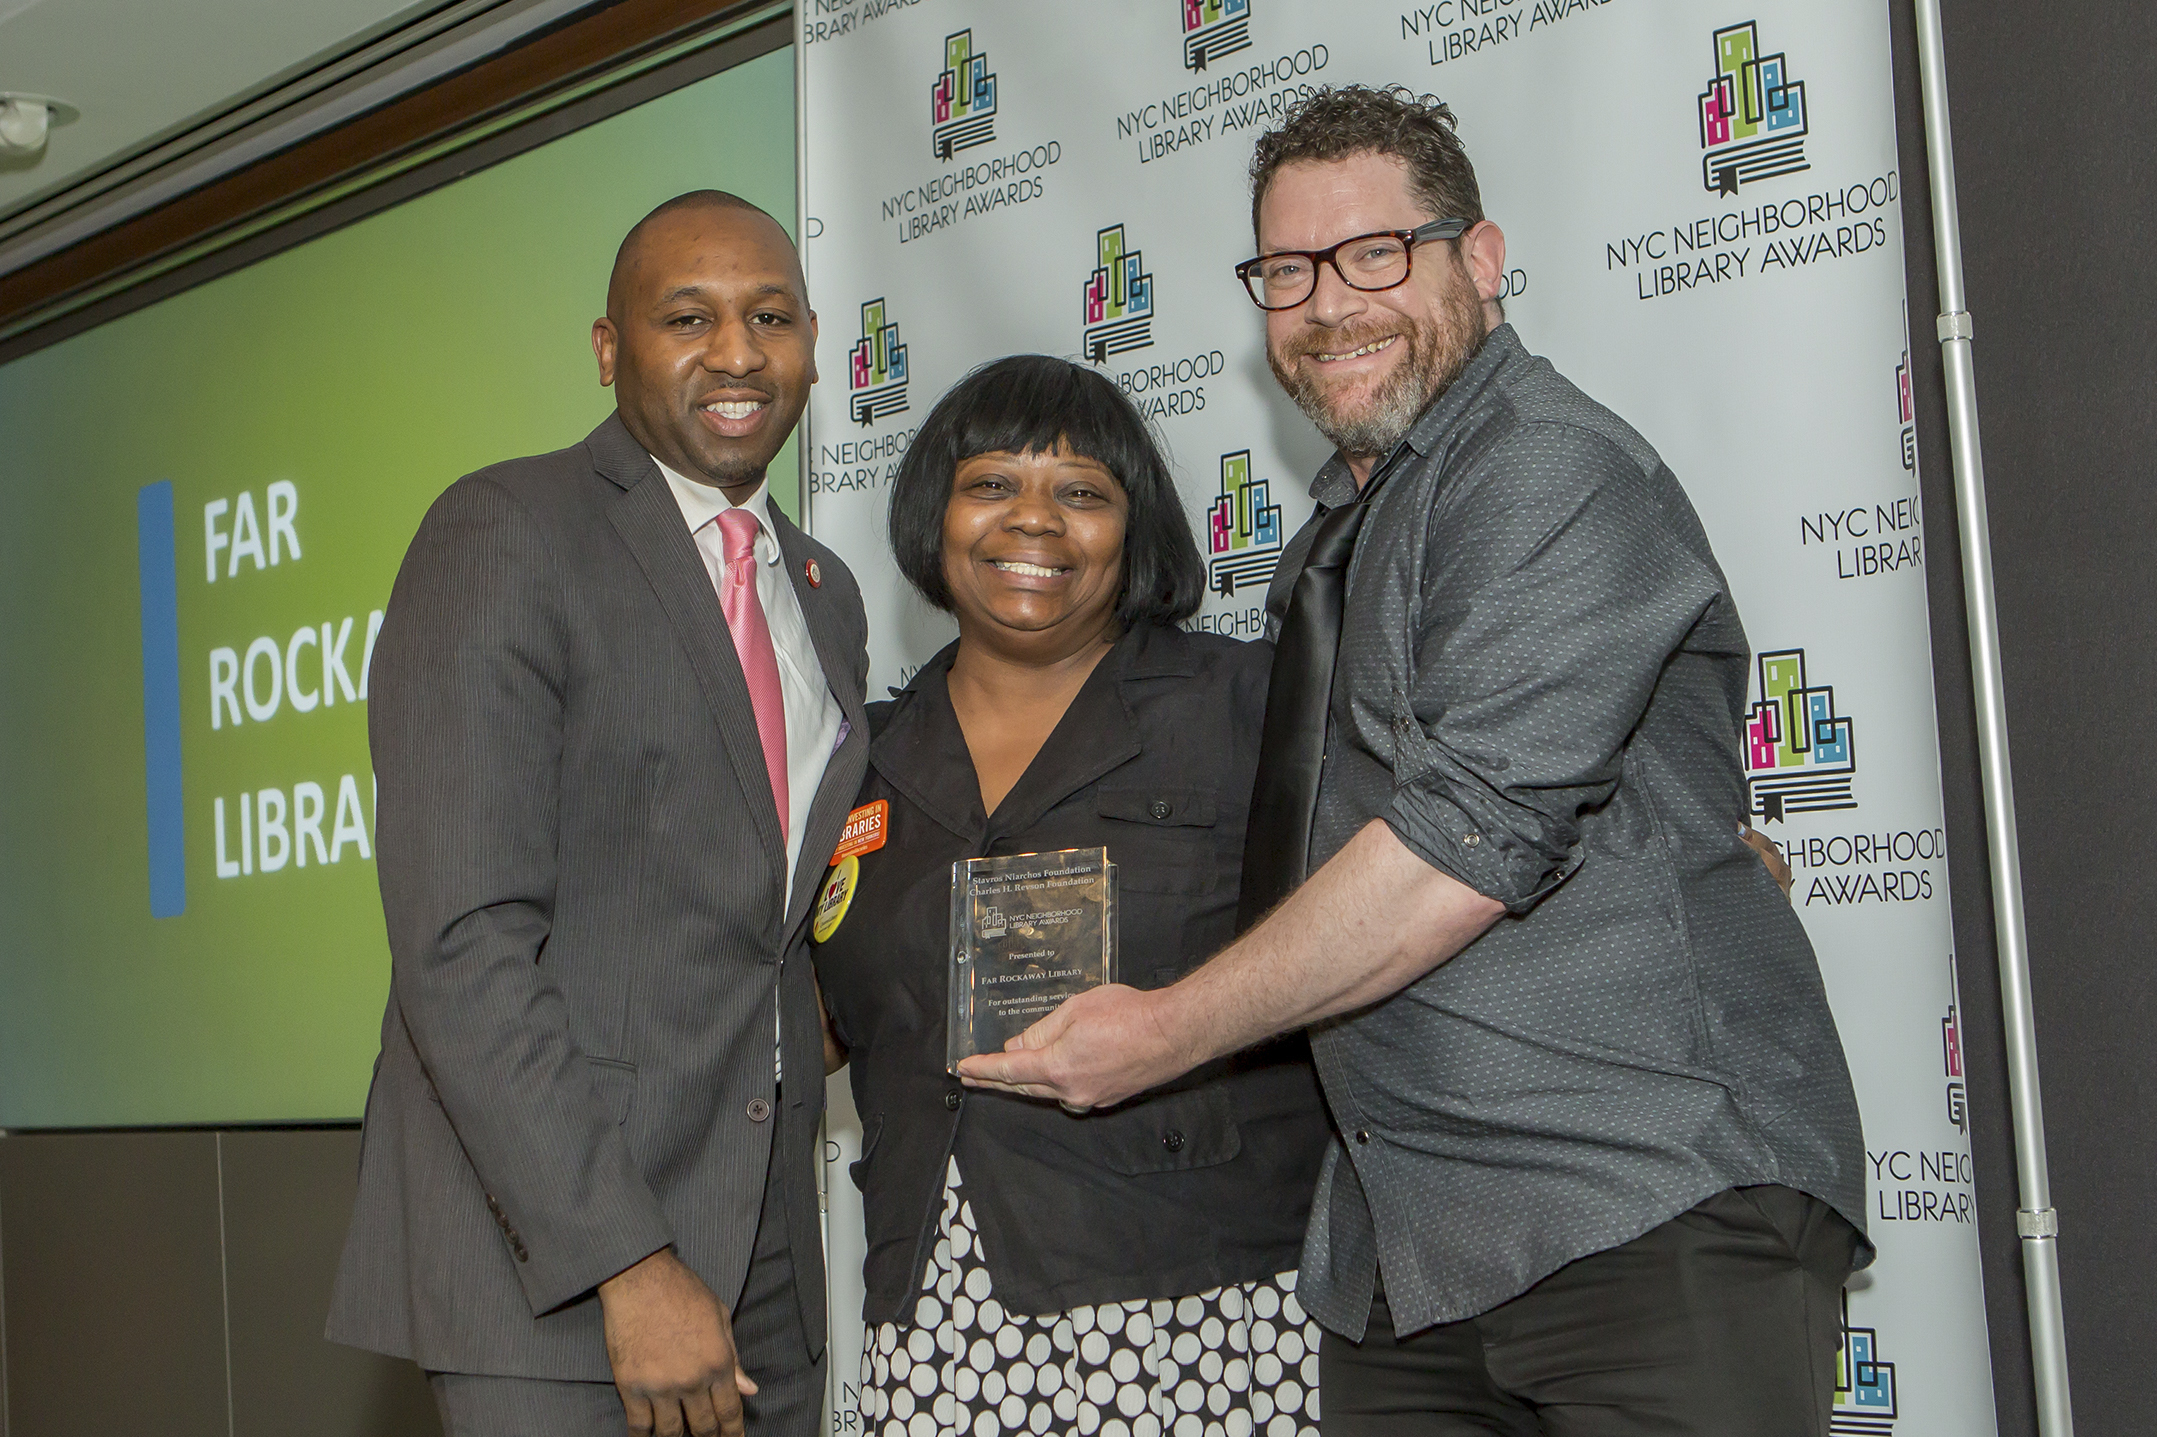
left=1319, top=1185, right=1860, bottom=1437
left=430, top=1131, right=824, bottom=1437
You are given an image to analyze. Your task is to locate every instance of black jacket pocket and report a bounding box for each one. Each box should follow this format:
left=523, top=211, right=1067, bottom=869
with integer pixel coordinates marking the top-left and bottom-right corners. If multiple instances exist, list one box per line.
left=1091, top=1085, right=1241, bottom=1175
left=585, top=1056, right=636, bottom=1125
left=1097, top=785, right=1218, bottom=828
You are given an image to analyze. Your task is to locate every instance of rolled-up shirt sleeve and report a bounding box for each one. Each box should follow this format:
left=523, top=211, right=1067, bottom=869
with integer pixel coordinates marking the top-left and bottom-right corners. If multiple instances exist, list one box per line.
left=1381, top=422, right=1725, bottom=910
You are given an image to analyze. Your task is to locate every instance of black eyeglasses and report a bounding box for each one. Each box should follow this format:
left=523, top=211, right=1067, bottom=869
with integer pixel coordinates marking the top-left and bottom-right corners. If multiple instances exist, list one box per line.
left=1235, top=218, right=1473, bottom=311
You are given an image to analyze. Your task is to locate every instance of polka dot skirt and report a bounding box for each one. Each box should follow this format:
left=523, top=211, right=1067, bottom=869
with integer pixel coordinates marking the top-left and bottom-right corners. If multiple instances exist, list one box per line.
left=858, top=1158, right=1323, bottom=1437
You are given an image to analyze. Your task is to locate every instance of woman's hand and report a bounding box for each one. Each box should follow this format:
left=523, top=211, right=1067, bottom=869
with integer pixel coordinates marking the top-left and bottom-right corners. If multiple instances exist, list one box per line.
left=1740, top=823, right=1793, bottom=899
left=816, top=976, right=848, bottom=1075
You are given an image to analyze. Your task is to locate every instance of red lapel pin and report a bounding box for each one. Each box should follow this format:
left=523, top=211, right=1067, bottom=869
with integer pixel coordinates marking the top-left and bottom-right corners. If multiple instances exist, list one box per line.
left=805, top=559, right=822, bottom=588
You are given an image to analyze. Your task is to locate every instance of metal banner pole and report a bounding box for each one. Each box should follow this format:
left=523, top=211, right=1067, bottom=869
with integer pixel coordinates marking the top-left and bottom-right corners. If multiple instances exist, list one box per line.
left=794, top=23, right=833, bottom=1437
left=1910, top=4, right=2074, bottom=1432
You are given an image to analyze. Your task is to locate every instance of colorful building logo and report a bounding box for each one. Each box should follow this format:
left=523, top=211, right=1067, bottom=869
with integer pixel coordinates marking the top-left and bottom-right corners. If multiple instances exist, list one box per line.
left=1832, top=1293, right=1899, bottom=1435
left=1182, top=0, right=1251, bottom=73
left=1082, top=224, right=1155, bottom=363
left=1943, top=953, right=1968, bottom=1134
left=931, top=30, right=997, bottom=161
left=848, top=298, right=908, bottom=426
left=1745, top=648, right=1858, bottom=821
left=1205, top=450, right=1283, bottom=596
left=1897, top=350, right=1917, bottom=472
left=1698, top=20, right=1810, bottom=196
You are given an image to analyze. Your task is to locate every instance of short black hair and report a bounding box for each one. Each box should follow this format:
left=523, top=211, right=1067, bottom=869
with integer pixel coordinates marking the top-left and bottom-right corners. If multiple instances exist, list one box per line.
left=889, top=355, right=1204, bottom=628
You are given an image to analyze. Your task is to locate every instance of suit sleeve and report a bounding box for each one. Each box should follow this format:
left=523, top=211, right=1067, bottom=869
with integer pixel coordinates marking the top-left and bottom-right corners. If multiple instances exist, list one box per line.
left=370, top=474, right=673, bottom=1314
left=1383, top=426, right=1725, bottom=911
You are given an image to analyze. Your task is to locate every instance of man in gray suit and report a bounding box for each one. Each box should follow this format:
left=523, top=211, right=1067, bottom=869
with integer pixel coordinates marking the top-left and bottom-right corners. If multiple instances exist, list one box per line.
left=328, top=191, right=868, bottom=1437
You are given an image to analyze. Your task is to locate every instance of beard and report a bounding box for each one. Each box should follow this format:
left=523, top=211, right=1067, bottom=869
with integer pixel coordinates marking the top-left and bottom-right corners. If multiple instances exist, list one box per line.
left=1268, top=272, right=1489, bottom=463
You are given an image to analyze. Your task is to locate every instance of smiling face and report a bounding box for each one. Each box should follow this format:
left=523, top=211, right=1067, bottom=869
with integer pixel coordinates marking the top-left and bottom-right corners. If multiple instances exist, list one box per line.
left=592, top=202, right=817, bottom=497
left=941, top=446, right=1129, bottom=657
left=1258, top=152, right=1502, bottom=478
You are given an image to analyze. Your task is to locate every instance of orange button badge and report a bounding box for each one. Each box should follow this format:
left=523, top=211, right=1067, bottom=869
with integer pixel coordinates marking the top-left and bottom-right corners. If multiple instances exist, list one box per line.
left=832, top=799, right=889, bottom=863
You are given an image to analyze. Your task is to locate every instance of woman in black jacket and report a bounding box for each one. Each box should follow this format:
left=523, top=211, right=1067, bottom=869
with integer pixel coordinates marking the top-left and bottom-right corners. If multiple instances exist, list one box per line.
left=812, top=355, right=1332, bottom=1437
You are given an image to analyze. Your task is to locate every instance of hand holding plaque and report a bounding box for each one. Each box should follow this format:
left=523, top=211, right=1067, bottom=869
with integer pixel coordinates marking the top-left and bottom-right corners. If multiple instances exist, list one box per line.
left=948, top=847, right=1117, bottom=1073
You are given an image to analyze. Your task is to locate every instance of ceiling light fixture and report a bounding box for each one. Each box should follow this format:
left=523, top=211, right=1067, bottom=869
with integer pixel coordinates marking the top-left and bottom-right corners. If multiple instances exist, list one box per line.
left=0, top=93, right=77, bottom=156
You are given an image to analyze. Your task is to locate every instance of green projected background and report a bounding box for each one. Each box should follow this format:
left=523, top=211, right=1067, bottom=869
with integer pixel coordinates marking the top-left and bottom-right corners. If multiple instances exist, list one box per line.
left=0, top=48, right=798, bottom=1127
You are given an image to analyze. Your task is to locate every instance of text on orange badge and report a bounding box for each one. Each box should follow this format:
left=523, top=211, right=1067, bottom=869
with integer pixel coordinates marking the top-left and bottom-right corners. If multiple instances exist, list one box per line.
left=833, top=799, right=889, bottom=862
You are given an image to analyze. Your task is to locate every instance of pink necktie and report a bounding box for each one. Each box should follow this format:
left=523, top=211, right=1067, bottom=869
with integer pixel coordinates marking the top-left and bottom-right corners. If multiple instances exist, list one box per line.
left=699, top=508, right=788, bottom=839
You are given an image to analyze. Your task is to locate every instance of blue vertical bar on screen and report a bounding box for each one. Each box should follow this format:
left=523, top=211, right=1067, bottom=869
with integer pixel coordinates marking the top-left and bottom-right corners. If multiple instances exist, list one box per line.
left=138, top=480, right=186, bottom=917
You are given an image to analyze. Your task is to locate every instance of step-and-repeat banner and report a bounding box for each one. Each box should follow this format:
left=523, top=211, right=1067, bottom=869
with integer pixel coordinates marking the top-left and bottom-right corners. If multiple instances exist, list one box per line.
left=801, top=3, right=1995, bottom=1433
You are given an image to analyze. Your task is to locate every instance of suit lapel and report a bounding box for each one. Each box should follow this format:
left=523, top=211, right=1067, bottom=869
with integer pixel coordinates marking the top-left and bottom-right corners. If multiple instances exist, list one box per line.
left=771, top=511, right=871, bottom=931
left=772, top=512, right=869, bottom=745
left=591, top=419, right=786, bottom=865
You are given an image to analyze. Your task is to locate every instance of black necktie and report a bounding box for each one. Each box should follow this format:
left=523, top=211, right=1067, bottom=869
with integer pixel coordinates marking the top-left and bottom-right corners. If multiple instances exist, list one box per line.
left=1236, top=497, right=1371, bottom=931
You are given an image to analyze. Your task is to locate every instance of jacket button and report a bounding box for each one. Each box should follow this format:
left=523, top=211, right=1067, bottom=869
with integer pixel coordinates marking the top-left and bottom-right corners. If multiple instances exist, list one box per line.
left=1355, top=1129, right=1372, bottom=1144
left=1462, top=833, right=1481, bottom=848
left=1162, top=1130, right=1185, bottom=1153
left=1149, top=800, right=1172, bottom=820
left=944, top=1090, right=962, bottom=1111
left=512, top=1242, right=530, bottom=1262
left=746, top=1098, right=772, bottom=1122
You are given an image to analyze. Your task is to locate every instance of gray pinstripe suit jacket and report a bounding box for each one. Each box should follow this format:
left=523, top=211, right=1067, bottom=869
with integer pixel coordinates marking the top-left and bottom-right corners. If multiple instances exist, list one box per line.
left=326, top=414, right=869, bottom=1379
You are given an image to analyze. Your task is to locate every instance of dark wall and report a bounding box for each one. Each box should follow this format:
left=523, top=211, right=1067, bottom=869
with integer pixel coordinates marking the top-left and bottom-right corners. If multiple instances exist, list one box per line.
left=1896, top=5, right=2157, bottom=1436
left=0, top=1128, right=438, bottom=1436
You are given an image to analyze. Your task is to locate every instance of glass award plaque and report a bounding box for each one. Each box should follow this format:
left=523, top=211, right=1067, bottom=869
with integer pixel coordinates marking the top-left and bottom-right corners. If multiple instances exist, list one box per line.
left=948, top=847, right=1118, bottom=1073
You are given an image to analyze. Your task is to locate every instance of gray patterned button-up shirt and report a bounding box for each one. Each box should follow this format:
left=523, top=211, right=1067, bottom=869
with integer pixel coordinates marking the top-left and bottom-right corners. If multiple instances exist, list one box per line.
left=1268, top=325, right=1869, bottom=1339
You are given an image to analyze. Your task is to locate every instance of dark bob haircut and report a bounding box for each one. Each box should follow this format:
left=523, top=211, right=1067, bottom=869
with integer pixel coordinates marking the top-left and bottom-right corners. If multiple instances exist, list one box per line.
left=888, top=354, right=1205, bottom=628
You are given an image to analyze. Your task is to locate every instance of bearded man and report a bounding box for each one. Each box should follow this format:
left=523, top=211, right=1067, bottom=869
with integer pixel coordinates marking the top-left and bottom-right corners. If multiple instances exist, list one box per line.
left=960, top=87, right=1870, bottom=1436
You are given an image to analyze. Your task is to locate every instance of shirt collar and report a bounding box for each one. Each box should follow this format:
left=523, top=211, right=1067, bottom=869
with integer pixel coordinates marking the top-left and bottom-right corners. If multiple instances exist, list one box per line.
left=874, top=625, right=1160, bottom=840
left=1307, top=322, right=1526, bottom=507
left=653, top=455, right=777, bottom=562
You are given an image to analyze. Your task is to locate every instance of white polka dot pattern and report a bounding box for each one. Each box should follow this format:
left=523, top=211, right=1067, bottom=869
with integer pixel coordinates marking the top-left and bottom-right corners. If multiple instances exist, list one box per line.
left=857, top=1159, right=1322, bottom=1437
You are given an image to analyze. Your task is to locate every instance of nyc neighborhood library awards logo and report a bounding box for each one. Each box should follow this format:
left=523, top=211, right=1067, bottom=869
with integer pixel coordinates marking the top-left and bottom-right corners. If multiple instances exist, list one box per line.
left=1206, top=451, right=1283, bottom=596
left=931, top=30, right=997, bottom=161
left=1832, top=1294, right=1899, bottom=1435
left=1943, top=953, right=1968, bottom=1134
left=1896, top=349, right=1918, bottom=472
left=1699, top=20, right=1810, bottom=195
left=1082, top=224, right=1155, bottom=363
left=1744, top=648, right=1857, bottom=821
left=848, top=299, right=908, bottom=425
left=1182, top=0, right=1252, bottom=73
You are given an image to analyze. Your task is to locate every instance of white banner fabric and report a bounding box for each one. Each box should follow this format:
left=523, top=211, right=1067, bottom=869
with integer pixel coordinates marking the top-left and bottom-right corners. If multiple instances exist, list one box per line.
left=801, top=4, right=1996, bottom=1435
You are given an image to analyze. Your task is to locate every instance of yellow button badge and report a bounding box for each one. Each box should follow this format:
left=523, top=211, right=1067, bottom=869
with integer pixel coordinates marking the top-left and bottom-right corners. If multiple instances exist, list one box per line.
left=813, top=854, right=859, bottom=944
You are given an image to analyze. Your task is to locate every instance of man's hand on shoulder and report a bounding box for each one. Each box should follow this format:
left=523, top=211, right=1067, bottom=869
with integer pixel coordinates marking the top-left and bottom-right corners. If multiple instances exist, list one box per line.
left=599, top=1248, right=758, bottom=1437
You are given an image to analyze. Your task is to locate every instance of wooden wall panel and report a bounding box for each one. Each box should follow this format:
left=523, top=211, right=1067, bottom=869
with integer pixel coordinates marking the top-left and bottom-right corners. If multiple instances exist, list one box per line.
left=0, top=1132, right=231, bottom=1437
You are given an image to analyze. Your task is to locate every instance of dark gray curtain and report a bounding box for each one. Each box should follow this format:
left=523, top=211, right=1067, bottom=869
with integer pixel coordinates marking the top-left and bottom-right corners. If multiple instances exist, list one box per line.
left=1892, top=6, right=2156, bottom=1434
